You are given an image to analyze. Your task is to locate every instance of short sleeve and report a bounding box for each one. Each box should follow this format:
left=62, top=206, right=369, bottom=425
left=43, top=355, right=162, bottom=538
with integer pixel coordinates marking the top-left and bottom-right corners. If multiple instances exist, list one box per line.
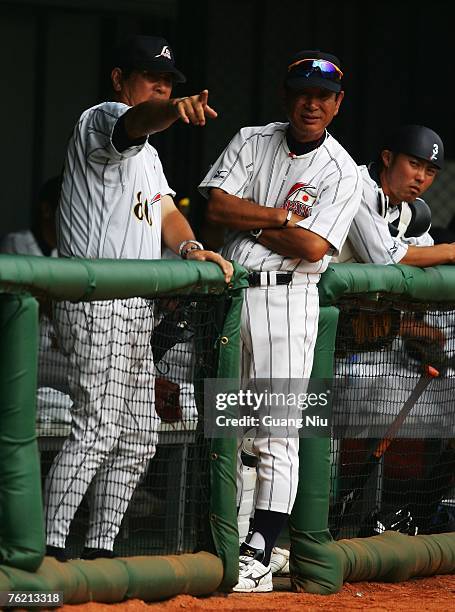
left=348, top=198, right=408, bottom=264
left=345, top=171, right=408, bottom=264
left=295, top=159, right=363, bottom=255
left=199, top=128, right=254, bottom=199
left=81, top=102, right=148, bottom=163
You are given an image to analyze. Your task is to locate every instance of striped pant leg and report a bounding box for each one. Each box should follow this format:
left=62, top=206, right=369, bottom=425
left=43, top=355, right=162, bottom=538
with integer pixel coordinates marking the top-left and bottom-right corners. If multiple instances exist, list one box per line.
left=84, top=299, right=159, bottom=550
left=44, top=301, right=126, bottom=548
left=242, top=278, right=319, bottom=514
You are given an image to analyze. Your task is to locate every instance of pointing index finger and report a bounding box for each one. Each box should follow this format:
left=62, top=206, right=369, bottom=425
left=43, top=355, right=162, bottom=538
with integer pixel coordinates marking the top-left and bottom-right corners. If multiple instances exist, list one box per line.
left=199, top=90, right=218, bottom=120
left=204, top=104, right=218, bottom=119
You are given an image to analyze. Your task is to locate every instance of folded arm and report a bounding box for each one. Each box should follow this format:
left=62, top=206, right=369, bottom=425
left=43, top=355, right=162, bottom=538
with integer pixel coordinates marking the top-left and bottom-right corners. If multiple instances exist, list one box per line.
left=207, top=187, right=288, bottom=229
left=207, top=188, right=332, bottom=262
left=257, top=228, right=332, bottom=263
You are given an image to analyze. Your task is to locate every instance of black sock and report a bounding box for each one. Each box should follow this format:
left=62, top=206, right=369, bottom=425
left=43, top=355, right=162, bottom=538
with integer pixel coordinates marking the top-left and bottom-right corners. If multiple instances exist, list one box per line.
left=250, top=509, right=288, bottom=565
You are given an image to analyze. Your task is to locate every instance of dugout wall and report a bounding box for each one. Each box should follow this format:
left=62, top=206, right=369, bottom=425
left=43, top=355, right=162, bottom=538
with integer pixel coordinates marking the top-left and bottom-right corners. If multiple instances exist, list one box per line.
left=1, top=258, right=455, bottom=602
left=290, top=263, right=455, bottom=593
left=0, top=255, right=246, bottom=600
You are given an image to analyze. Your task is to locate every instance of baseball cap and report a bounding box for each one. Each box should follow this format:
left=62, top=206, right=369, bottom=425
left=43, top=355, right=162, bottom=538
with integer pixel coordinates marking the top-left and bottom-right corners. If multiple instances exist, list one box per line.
left=386, top=124, right=444, bottom=170
left=112, top=35, right=186, bottom=83
left=285, top=50, right=343, bottom=93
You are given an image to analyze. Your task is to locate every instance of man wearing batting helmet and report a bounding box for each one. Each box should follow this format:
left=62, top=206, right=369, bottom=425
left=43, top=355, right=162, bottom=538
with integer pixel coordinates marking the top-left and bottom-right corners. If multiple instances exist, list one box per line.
left=44, top=34, right=232, bottom=562
left=335, top=124, right=455, bottom=265
left=199, top=50, right=362, bottom=592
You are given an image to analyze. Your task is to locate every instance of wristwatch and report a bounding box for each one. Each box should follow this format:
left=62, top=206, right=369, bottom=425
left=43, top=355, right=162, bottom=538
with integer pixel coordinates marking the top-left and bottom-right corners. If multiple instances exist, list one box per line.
left=178, top=239, right=204, bottom=259
left=282, top=210, right=293, bottom=227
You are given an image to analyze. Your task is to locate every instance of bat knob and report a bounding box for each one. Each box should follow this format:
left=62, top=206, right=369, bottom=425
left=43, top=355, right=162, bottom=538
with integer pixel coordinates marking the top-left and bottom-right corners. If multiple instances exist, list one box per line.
left=426, top=365, right=440, bottom=378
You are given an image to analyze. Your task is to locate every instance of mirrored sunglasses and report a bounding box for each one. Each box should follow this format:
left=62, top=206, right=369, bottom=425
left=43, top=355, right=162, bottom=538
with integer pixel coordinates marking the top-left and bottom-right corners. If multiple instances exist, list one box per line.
left=287, top=58, right=343, bottom=82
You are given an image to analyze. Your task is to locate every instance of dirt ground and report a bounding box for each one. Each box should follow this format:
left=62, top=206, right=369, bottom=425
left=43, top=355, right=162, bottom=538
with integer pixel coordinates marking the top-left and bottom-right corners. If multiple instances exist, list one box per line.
left=56, top=575, right=455, bottom=612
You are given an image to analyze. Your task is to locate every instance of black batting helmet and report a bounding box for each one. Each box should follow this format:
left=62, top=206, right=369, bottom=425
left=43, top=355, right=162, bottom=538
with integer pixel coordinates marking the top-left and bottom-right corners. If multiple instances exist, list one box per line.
left=386, top=125, right=444, bottom=170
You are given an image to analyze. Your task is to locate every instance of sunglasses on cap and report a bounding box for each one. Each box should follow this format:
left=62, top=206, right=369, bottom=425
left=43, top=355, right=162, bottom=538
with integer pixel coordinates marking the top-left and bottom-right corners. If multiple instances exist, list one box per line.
left=287, top=58, right=343, bottom=82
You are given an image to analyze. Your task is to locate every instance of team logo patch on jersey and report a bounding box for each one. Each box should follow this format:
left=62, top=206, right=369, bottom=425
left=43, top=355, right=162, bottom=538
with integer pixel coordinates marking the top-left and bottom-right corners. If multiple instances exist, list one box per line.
left=133, top=191, right=160, bottom=226
left=213, top=169, right=228, bottom=179
left=283, top=182, right=317, bottom=218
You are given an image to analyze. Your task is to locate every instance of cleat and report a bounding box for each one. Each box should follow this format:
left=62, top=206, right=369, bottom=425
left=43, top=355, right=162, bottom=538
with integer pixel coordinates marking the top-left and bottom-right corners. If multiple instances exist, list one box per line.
left=232, top=543, right=273, bottom=593
left=358, top=506, right=418, bottom=538
left=270, top=546, right=290, bottom=575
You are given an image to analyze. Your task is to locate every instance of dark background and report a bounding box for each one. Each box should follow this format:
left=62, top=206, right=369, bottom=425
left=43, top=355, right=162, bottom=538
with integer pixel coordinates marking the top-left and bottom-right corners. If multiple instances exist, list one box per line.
left=1, top=0, right=454, bottom=237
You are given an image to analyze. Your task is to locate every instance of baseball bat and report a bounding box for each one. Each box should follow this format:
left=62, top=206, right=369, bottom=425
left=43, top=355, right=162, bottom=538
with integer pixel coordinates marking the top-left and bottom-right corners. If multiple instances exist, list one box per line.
left=331, top=364, right=439, bottom=538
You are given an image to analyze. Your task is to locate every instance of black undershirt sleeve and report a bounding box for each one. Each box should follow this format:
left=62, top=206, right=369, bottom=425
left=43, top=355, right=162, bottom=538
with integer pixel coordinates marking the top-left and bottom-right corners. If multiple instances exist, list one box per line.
left=112, top=112, right=148, bottom=153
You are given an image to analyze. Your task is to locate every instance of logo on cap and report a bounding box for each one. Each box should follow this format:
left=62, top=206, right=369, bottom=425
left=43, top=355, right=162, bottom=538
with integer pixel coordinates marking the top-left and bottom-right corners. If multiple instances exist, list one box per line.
left=430, top=143, right=439, bottom=161
left=155, top=45, right=172, bottom=60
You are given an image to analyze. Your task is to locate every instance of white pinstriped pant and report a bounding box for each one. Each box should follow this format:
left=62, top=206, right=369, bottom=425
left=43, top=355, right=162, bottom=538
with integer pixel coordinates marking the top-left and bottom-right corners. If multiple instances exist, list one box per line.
left=238, top=275, right=319, bottom=515
left=45, top=298, right=159, bottom=550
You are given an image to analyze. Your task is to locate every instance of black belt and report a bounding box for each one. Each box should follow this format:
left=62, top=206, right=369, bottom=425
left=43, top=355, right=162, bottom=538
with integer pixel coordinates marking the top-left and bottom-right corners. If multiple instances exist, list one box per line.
left=248, top=271, right=293, bottom=287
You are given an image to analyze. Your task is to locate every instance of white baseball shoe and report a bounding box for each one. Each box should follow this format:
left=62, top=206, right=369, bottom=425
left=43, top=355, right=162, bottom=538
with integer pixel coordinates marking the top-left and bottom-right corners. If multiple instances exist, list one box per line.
left=232, top=544, right=273, bottom=593
left=270, top=546, right=290, bottom=575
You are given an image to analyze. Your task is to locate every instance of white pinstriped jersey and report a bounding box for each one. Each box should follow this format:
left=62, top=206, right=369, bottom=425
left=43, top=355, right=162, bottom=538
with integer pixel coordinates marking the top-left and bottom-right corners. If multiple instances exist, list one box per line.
left=200, top=122, right=361, bottom=516
left=57, top=101, right=175, bottom=260
left=199, top=122, right=362, bottom=274
left=335, top=165, right=433, bottom=264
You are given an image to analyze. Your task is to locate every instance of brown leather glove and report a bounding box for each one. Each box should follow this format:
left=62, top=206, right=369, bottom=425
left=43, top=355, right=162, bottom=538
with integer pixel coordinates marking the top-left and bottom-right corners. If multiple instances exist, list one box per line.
left=155, top=378, right=182, bottom=423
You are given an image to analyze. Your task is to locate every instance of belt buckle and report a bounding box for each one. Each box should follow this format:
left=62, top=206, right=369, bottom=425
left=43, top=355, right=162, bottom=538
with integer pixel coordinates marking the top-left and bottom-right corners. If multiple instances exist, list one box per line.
left=277, top=272, right=293, bottom=286
left=248, top=271, right=293, bottom=287
left=248, top=272, right=260, bottom=287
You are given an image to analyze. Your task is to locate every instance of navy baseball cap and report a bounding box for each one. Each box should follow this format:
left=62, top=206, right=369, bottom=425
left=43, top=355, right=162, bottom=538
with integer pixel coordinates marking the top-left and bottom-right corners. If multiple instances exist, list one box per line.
left=386, top=125, right=444, bottom=170
left=112, top=35, right=186, bottom=83
left=285, top=50, right=343, bottom=93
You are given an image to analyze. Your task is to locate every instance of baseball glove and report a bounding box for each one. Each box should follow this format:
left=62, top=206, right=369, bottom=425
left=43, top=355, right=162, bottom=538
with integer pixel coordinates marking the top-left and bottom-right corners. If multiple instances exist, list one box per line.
left=151, top=301, right=196, bottom=366
left=155, top=377, right=182, bottom=423
left=336, top=307, right=401, bottom=356
left=402, top=337, right=454, bottom=375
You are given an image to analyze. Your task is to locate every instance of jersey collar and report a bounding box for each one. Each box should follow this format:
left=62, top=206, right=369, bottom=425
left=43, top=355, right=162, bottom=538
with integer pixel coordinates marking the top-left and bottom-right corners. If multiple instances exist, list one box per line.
left=285, top=127, right=327, bottom=158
